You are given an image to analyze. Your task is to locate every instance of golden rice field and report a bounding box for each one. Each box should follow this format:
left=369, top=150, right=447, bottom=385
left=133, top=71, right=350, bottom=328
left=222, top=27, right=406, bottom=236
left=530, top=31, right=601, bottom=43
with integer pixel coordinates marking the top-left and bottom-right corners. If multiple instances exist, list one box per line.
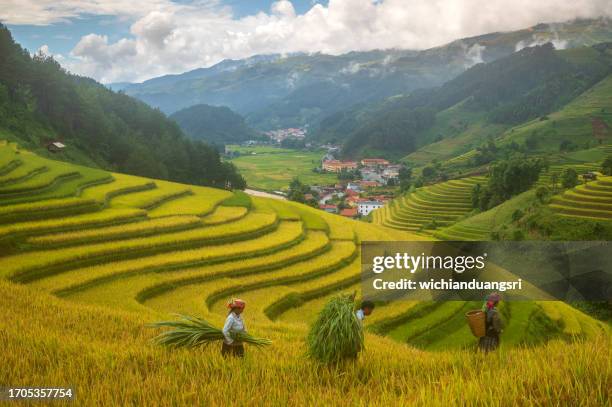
left=0, top=142, right=609, bottom=405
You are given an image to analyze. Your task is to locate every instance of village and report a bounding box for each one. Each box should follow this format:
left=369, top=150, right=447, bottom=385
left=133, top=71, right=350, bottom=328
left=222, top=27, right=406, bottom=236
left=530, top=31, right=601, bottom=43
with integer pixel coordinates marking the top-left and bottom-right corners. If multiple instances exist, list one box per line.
left=311, top=154, right=401, bottom=219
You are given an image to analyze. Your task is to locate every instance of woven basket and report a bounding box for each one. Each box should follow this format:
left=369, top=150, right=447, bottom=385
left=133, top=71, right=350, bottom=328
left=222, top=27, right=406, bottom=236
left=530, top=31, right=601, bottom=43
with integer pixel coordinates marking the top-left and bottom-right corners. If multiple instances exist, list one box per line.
left=465, top=310, right=486, bottom=338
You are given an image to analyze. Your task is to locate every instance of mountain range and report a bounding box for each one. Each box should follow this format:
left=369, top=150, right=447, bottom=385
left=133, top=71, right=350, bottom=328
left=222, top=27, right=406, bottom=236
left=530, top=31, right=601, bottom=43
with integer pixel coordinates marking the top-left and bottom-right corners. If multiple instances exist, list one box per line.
left=120, top=18, right=612, bottom=133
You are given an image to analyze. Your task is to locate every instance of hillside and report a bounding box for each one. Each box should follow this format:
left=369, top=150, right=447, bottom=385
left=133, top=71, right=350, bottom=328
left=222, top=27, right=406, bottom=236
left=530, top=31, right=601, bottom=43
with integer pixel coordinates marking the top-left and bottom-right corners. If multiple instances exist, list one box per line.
left=0, top=24, right=244, bottom=189
left=0, top=142, right=606, bottom=341
left=0, top=141, right=608, bottom=404
left=170, top=104, right=258, bottom=145
left=323, top=42, right=612, bottom=158
left=123, top=19, right=612, bottom=130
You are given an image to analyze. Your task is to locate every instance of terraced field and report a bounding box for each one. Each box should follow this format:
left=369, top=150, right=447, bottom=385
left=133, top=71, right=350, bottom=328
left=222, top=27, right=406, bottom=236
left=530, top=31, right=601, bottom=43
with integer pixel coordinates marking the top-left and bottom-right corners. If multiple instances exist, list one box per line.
left=373, top=176, right=486, bottom=234
left=0, top=142, right=606, bottom=356
left=550, top=174, right=612, bottom=220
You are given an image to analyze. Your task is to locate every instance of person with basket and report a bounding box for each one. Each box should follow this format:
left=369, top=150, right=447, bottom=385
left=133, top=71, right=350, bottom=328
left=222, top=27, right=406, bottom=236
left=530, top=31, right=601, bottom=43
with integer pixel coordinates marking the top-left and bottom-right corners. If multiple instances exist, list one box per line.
left=479, top=293, right=503, bottom=352
left=222, top=298, right=247, bottom=358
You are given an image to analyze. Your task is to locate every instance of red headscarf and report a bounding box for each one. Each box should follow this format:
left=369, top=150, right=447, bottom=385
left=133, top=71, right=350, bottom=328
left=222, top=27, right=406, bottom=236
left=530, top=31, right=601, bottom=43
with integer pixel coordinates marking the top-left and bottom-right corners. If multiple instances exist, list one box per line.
left=486, top=293, right=500, bottom=309
left=227, top=298, right=246, bottom=310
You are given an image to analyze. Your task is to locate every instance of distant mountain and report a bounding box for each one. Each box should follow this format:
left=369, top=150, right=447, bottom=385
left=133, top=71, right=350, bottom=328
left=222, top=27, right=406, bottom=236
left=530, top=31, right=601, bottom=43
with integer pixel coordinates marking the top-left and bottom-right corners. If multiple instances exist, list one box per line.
left=322, top=42, right=612, bottom=158
left=170, top=104, right=258, bottom=145
left=105, top=82, right=132, bottom=92
left=0, top=24, right=245, bottom=189
left=123, top=18, right=612, bottom=130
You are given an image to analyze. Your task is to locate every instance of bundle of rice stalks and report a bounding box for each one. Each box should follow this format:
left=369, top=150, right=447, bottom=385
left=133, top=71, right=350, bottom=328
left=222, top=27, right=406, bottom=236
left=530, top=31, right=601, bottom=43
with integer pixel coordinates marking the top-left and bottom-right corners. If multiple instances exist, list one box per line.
left=307, top=294, right=364, bottom=364
left=149, top=314, right=271, bottom=348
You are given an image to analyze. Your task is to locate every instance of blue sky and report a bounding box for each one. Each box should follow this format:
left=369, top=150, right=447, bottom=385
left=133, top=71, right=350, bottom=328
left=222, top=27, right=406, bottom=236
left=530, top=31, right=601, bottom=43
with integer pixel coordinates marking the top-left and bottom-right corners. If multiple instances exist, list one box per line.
left=7, top=1, right=325, bottom=56
left=2, top=0, right=609, bottom=83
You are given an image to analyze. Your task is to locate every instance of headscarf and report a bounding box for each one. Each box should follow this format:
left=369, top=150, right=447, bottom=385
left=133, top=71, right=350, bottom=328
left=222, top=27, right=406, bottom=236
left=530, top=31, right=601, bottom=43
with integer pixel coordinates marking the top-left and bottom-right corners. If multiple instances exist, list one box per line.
left=486, top=293, right=500, bottom=310
left=227, top=298, right=246, bottom=310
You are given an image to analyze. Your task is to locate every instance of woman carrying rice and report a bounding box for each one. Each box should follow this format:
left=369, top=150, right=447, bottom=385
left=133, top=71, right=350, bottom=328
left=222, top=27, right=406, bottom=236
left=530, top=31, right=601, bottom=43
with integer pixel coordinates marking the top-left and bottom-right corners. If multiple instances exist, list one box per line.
left=479, top=293, right=503, bottom=352
left=222, top=298, right=247, bottom=358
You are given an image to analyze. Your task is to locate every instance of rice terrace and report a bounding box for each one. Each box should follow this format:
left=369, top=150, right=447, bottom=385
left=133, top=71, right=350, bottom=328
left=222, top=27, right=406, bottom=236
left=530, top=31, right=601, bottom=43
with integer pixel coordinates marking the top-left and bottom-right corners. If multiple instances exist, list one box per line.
left=1, top=4, right=612, bottom=406
left=0, top=139, right=609, bottom=405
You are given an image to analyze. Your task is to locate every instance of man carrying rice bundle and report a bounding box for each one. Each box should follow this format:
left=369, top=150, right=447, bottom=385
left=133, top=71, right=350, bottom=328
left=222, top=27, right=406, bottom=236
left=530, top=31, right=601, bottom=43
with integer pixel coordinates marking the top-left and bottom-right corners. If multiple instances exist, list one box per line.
left=355, top=300, right=375, bottom=324
left=222, top=298, right=247, bottom=358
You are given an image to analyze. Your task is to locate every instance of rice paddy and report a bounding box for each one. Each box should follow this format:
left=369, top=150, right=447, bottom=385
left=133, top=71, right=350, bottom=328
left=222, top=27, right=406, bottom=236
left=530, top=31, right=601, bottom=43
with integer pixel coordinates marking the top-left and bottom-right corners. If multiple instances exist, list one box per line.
left=0, top=142, right=608, bottom=405
left=550, top=174, right=612, bottom=220
left=374, top=176, right=486, bottom=235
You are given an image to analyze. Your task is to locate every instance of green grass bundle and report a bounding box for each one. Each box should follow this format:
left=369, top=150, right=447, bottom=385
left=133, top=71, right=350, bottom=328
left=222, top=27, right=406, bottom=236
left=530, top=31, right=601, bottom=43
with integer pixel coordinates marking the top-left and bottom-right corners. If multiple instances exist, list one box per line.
left=149, top=314, right=271, bottom=348
left=307, top=294, right=364, bottom=364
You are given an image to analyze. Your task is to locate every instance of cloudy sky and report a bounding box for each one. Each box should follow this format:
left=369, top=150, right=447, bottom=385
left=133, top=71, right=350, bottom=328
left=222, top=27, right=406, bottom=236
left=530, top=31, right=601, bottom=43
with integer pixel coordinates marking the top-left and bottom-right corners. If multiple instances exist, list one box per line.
left=2, top=0, right=611, bottom=84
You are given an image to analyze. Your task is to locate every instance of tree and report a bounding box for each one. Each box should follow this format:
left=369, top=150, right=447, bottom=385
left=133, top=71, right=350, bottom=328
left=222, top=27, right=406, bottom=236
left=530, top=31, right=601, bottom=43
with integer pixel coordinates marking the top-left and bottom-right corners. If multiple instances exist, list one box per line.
left=561, top=168, right=578, bottom=189
left=398, top=166, right=412, bottom=192
left=0, top=23, right=245, bottom=190
left=551, top=172, right=559, bottom=192
left=471, top=183, right=482, bottom=208
left=535, top=186, right=550, bottom=203
left=473, top=158, right=544, bottom=210
left=422, top=166, right=436, bottom=179
left=602, top=156, right=612, bottom=176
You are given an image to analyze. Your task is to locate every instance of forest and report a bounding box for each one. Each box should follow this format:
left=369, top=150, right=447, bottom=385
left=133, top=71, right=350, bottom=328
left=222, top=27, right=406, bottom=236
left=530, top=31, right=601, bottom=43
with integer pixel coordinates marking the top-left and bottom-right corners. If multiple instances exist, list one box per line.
left=0, top=24, right=245, bottom=190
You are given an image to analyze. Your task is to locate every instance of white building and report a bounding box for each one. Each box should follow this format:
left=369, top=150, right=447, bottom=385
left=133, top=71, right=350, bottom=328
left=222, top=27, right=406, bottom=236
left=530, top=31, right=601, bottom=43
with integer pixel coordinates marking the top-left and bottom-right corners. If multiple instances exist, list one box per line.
left=346, top=182, right=361, bottom=192
left=358, top=201, right=384, bottom=216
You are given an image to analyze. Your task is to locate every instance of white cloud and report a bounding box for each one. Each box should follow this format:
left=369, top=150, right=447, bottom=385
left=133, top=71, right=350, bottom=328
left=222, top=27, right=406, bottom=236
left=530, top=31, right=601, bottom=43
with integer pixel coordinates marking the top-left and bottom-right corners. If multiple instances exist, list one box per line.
left=5, top=0, right=611, bottom=83
left=0, top=0, right=174, bottom=25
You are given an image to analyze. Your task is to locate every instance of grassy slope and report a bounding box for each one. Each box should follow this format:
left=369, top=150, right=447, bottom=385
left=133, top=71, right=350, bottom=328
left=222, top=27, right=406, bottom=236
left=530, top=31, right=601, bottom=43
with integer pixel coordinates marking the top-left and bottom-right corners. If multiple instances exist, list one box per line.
left=403, top=71, right=612, bottom=176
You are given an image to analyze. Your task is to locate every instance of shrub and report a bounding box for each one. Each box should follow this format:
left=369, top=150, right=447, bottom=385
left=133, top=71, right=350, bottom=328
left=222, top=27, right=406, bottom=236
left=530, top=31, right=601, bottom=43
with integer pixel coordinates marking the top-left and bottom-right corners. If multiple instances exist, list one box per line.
left=561, top=168, right=579, bottom=189
left=536, top=186, right=550, bottom=203
left=512, top=209, right=524, bottom=222
left=601, top=156, right=612, bottom=176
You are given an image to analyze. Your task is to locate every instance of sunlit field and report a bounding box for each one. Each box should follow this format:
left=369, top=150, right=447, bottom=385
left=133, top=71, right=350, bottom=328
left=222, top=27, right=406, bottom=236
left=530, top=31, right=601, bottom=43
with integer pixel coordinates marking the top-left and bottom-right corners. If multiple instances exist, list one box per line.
left=0, top=143, right=609, bottom=405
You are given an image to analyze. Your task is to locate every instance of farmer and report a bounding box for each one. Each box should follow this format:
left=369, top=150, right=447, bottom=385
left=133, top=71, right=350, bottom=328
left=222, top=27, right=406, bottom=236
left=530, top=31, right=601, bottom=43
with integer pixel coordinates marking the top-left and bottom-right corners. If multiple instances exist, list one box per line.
left=479, top=293, right=503, bottom=352
left=222, top=298, right=247, bottom=358
left=355, top=300, right=375, bottom=324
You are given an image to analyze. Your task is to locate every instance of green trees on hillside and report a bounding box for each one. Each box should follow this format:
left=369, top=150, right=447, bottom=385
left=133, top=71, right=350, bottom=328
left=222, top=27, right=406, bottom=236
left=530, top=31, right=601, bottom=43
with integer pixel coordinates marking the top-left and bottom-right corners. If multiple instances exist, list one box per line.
left=169, top=103, right=258, bottom=145
left=322, top=42, right=612, bottom=159
left=561, top=168, right=579, bottom=189
left=602, top=156, right=612, bottom=175
left=0, top=24, right=245, bottom=190
left=472, top=159, right=544, bottom=210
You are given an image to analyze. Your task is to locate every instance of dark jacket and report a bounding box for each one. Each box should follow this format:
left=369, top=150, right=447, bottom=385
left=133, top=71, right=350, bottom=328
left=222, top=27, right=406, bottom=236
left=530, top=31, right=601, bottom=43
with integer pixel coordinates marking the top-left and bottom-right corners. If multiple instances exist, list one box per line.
left=486, top=308, right=502, bottom=335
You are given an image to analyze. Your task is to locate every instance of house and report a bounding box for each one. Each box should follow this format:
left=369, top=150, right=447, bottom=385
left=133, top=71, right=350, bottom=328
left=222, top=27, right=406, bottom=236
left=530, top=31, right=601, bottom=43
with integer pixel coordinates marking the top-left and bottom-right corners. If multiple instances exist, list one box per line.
left=383, top=165, right=401, bottom=180
left=358, top=200, right=384, bottom=216
left=318, top=194, right=333, bottom=205
left=346, top=182, right=361, bottom=192
left=582, top=172, right=598, bottom=181
left=346, top=196, right=366, bottom=207
left=322, top=152, right=335, bottom=162
left=46, top=141, right=65, bottom=153
left=319, top=204, right=338, bottom=214
left=358, top=180, right=381, bottom=188
left=322, top=160, right=358, bottom=172
left=361, top=170, right=385, bottom=184
left=361, top=158, right=390, bottom=167
left=340, top=207, right=358, bottom=218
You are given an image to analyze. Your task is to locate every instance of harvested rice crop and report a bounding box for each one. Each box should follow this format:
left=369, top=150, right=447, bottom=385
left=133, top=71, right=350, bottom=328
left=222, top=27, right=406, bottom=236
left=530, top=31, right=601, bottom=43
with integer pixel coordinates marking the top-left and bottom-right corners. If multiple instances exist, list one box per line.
left=307, top=294, right=363, bottom=364
left=150, top=314, right=271, bottom=347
